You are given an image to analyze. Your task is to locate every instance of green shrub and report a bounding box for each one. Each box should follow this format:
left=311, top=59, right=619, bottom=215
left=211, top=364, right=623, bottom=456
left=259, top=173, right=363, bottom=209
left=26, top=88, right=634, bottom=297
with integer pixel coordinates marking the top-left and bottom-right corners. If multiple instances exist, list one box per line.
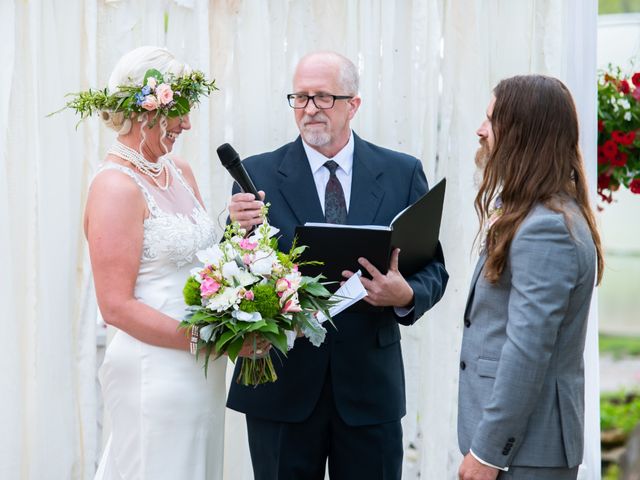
left=599, top=334, right=640, bottom=359
left=603, top=463, right=620, bottom=480
left=601, top=390, right=640, bottom=434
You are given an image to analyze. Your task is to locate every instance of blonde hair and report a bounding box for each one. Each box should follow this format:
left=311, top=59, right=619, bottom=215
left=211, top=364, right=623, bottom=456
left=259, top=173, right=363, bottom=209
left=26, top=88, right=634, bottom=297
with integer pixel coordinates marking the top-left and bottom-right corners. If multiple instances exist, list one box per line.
left=101, top=46, right=191, bottom=134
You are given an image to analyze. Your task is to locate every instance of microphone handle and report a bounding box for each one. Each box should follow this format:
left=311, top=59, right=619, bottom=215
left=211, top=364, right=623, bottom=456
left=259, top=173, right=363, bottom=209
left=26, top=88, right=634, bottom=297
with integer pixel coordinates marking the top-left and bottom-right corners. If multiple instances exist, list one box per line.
left=229, top=164, right=260, bottom=199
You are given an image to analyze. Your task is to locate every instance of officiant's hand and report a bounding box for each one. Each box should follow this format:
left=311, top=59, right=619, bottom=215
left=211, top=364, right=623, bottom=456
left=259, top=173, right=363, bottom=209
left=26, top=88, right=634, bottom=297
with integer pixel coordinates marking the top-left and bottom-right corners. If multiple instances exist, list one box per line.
left=342, top=248, right=414, bottom=308
left=229, top=191, right=266, bottom=230
left=458, top=453, right=499, bottom=480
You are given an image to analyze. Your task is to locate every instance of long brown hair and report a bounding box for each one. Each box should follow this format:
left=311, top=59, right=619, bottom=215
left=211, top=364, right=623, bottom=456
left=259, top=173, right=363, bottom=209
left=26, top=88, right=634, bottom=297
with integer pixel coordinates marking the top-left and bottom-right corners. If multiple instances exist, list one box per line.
left=475, top=75, right=604, bottom=284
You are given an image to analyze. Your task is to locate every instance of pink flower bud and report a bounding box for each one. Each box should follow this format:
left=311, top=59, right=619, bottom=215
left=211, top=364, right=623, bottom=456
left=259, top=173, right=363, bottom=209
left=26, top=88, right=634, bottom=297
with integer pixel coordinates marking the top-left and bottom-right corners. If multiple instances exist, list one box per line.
left=275, top=278, right=291, bottom=293
left=141, top=95, right=159, bottom=111
left=239, top=238, right=258, bottom=250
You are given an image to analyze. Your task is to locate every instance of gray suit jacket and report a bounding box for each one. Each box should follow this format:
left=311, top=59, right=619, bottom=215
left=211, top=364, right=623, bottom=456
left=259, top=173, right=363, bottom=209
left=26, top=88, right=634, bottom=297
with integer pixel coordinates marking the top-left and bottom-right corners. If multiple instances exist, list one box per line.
left=457, top=201, right=596, bottom=469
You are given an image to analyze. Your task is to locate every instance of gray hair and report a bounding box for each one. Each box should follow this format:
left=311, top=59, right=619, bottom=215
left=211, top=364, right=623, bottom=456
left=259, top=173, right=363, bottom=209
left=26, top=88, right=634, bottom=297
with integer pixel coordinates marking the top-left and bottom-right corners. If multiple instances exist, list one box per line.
left=297, top=51, right=359, bottom=96
left=335, top=53, right=359, bottom=96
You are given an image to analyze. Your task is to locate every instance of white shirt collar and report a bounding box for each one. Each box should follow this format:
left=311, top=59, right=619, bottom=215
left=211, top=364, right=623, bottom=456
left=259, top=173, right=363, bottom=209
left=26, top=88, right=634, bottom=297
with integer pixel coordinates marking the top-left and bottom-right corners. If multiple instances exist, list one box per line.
left=302, top=132, right=355, bottom=175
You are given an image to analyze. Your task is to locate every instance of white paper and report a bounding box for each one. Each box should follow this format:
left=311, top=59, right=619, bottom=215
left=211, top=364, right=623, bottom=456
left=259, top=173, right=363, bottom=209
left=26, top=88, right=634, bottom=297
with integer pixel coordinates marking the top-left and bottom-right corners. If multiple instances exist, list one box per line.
left=316, top=270, right=368, bottom=323
left=304, top=222, right=390, bottom=231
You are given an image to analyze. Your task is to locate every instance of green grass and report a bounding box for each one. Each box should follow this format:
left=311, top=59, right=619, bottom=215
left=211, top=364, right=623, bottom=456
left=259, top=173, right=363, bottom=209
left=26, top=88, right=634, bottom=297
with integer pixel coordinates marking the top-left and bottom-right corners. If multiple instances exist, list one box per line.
left=600, top=0, right=640, bottom=14
left=600, top=334, right=640, bottom=358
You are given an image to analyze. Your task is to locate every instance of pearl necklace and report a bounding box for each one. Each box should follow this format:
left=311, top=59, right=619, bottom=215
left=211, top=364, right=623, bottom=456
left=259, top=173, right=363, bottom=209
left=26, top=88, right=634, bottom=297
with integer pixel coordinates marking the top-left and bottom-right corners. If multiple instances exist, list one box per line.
left=108, top=141, right=171, bottom=190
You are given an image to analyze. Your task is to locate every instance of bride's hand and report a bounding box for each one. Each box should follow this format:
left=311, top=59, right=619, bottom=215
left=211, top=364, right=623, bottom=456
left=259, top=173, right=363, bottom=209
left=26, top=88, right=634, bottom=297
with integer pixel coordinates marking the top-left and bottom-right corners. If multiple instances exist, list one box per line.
left=237, top=334, right=272, bottom=358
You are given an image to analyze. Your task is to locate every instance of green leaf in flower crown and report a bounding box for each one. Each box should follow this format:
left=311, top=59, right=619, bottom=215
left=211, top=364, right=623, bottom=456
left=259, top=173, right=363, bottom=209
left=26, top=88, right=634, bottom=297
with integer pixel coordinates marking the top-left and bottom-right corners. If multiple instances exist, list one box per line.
left=143, top=68, right=164, bottom=85
left=168, top=96, right=191, bottom=117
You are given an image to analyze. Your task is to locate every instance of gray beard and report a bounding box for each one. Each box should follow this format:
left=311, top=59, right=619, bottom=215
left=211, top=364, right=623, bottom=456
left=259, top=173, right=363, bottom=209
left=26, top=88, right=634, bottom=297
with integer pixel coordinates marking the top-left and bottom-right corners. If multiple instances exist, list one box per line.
left=302, top=129, right=331, bottom=147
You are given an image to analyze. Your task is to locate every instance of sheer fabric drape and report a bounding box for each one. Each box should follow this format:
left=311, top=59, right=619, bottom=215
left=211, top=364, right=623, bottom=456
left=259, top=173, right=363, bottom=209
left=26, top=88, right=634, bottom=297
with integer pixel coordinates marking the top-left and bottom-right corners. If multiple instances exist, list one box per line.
left=1, top=1, right=599, bottom=479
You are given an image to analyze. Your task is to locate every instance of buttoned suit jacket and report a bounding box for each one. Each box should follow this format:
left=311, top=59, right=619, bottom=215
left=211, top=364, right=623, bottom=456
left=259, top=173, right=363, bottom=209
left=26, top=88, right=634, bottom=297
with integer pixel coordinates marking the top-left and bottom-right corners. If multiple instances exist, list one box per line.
left=226, top=133, right=448, bottom=426
left=457, top=201, right=596, bottom=468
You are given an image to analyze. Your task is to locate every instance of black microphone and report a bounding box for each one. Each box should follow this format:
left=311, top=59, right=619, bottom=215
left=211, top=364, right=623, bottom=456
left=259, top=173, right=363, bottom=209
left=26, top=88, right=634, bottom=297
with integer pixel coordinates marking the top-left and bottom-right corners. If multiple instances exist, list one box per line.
left=216, top=143, right=260, bottom=199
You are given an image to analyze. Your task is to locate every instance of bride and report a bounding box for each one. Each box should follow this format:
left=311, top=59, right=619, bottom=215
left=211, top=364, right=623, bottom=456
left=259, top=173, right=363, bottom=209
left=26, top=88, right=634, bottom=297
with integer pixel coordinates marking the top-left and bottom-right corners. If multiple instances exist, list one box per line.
left=71, top=46, right=259, bottom=479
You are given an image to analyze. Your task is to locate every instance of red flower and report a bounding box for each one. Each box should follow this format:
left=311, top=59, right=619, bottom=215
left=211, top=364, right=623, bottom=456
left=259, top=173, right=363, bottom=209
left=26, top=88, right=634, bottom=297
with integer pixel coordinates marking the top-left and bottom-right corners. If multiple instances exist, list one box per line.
left=602, top=139, right=619, bottom=159
left=624, top=131, right=637, bottom=145
left=613, top=130, right=636, bottom=145
left=619, top=79, right=631, bottom=94
left=612, top=130, right=626, bottom=143
left=597, top=147, right=608, bottom=165
left=611, top=151, right=628, bottom=167
left=598, top=174, right=611, bottom=190
left=598, top=119, right=605, bottom=132
left=631, top=178, right=640, bottom=194
left=632, top=73, right=640, bottom=87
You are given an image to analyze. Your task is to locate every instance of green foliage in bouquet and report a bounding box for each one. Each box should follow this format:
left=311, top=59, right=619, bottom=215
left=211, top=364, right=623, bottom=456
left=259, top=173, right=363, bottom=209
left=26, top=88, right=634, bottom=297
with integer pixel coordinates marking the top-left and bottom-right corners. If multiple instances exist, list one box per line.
left=183, top=276, right=202, bottom=306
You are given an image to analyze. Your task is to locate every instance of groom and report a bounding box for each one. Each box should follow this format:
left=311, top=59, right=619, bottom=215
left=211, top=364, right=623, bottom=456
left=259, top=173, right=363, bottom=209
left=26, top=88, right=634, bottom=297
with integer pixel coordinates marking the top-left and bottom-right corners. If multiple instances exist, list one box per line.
left=226, top=51, right=448, bottom=479
left=457, top=75, right=602, bottom=480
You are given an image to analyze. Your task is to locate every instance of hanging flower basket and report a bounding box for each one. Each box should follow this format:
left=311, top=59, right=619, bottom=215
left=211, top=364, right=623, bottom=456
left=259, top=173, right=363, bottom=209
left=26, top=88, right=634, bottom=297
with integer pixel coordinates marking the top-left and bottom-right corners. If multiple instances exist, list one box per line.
left=597, top=67, right=640, bottom=204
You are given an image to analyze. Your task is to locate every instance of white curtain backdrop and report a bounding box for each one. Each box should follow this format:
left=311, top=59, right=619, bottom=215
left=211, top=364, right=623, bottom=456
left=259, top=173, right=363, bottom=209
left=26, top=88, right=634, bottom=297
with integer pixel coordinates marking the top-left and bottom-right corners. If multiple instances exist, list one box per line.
left=0, top=1, right=599, bottom=479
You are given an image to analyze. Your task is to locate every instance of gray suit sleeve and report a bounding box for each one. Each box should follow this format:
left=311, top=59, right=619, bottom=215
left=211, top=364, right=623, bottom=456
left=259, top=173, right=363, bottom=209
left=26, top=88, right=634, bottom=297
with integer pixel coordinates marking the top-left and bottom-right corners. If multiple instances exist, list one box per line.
left=469, top=214, right=578, bottom=467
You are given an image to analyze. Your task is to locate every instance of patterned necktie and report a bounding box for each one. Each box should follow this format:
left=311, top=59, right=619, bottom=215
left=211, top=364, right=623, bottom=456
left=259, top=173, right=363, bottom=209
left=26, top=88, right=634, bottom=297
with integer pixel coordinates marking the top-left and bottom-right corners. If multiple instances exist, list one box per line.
left=324, top=160, right=347, bottom=224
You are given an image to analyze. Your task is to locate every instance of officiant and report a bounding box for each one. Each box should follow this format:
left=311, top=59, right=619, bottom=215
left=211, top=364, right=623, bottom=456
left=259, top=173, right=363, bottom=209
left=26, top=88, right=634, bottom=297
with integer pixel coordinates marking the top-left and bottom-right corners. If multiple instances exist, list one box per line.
left=226, top=51, right=449, bottom=480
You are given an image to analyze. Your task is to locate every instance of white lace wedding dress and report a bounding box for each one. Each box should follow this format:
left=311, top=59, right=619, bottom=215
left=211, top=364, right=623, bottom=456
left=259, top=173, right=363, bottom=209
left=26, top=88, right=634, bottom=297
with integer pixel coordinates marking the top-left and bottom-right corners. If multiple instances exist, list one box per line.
left=94, top=160, right=226, bottom=480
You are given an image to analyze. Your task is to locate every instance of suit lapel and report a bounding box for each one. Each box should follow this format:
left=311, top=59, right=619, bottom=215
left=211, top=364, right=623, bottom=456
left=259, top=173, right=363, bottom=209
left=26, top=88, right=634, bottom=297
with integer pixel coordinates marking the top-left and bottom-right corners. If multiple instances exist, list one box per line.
left=347, top=134, right=384, bottom=225
left=464, top=253, right=487, bottom=318
left=277, top=137, right=325, bottom=225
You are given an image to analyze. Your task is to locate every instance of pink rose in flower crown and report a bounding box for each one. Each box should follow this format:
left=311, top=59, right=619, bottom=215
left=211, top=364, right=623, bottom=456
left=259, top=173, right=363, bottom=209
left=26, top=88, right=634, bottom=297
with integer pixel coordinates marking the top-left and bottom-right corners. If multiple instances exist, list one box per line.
left=141, top=95, right=159, bottom=111
left=155, top=83, right=174, bottom=105
left=200, top=276, right=221, bottom=297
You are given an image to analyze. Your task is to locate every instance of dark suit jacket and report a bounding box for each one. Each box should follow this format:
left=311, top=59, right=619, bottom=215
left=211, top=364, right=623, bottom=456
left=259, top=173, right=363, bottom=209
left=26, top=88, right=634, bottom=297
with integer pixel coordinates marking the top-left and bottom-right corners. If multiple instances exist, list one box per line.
left=226, top=133, right=448, bottom=426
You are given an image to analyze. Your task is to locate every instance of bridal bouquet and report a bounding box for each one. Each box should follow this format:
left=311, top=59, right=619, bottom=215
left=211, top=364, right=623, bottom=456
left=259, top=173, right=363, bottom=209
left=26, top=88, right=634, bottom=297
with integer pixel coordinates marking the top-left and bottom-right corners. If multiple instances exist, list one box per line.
left=181, top=205, right=334, bottom=386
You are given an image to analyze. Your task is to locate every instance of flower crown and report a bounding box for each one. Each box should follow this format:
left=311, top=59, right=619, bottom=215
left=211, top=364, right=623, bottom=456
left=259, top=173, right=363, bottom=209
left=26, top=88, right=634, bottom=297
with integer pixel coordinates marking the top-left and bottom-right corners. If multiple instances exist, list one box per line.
left=55, top=68, right=217, bottom=125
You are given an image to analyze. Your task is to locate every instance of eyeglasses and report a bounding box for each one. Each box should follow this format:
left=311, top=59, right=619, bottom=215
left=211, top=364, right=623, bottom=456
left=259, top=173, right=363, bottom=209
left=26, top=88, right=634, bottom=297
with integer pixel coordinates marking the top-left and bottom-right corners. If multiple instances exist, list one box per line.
left=287, top=94, right=354, bottom=109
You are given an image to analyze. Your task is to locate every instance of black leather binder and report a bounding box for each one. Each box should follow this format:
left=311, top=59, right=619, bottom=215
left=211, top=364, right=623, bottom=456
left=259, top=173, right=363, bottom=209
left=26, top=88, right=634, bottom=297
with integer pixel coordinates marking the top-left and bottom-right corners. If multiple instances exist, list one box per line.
left=294, top=178, right=446, bottom=296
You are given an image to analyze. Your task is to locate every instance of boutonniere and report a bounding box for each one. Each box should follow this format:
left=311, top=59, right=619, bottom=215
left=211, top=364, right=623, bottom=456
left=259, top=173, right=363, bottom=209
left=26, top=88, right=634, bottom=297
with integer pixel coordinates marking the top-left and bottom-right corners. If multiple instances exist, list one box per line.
left=480, top=196, right=502, bottom=253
